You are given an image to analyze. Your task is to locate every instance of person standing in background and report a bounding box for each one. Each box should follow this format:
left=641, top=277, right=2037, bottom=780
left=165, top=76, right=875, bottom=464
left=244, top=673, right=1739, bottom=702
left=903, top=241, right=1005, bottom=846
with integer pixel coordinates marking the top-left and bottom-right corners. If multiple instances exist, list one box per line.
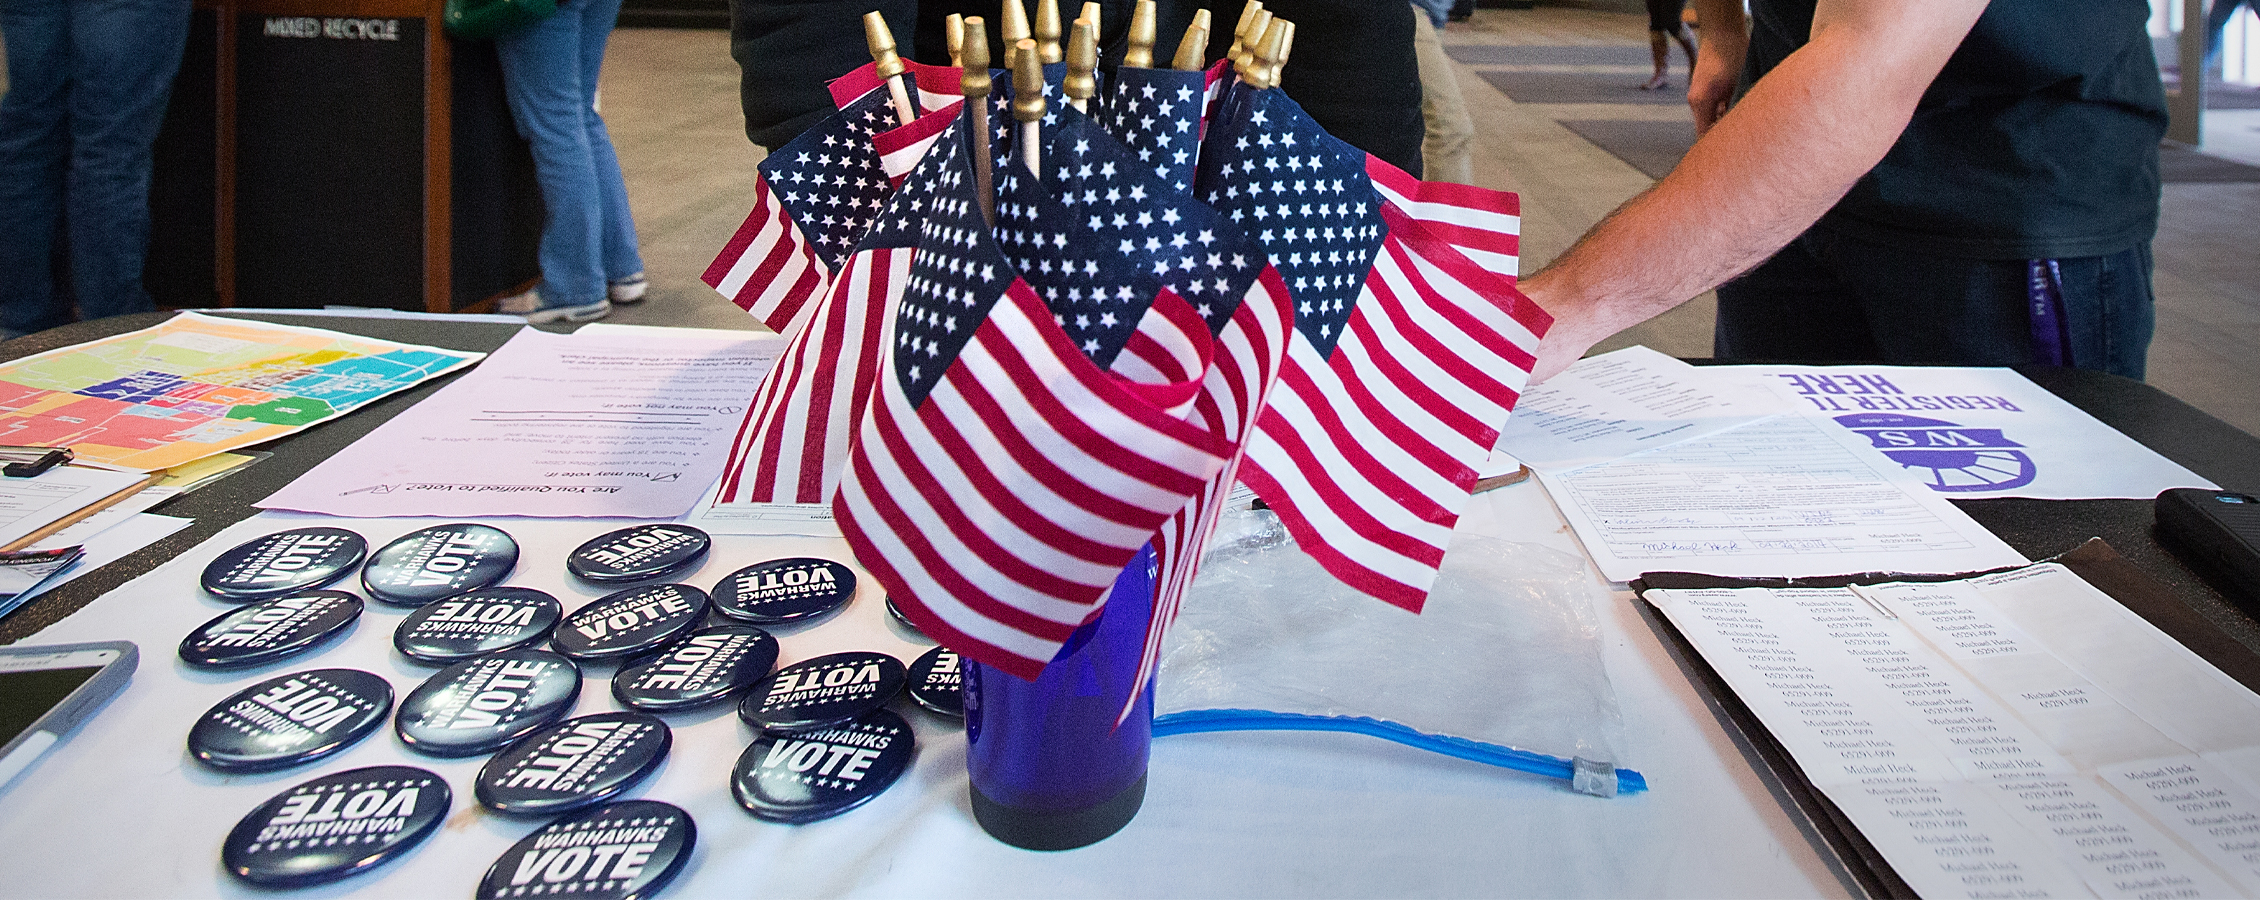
left=493, top=0, right=647, bottom=323
left=0, top=0, right=190, bottom=337
left=1411, top=0, right=1475, bottom=184
left=1524, top=0, right=2164, bottom=383
left=2208, top=0, right=2258, bottom=73
left=1641, top=0, right=1696, bottom=90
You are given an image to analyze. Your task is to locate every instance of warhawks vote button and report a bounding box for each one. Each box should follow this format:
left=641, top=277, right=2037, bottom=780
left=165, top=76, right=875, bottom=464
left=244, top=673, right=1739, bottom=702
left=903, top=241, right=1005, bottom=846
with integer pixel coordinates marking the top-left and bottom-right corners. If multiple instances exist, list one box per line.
left=567, top=524, right=711, bottom=585
left=362, top=523, right=518, bottom=606
left=732, top=708, right=916, bottom=823
left=395, top=649, right=581, bottom=757
left=551, top=583, right=710, bottom=662
left=611, top=623, right=779, bottom=712
left=178, top=590, right=363, bottom=669
left=201, top=527, right=367, bottom=601
left=476, top=711, right=672, bottom=816
left=711, top=557, right=856, bottom=626
left=906, top=645, right=963, bottom=717
left=736, top=650, right=905, bottom=733
left=476, top=799, right=696, bottom=900
left=393, top=586, right=563, bottom=664
left=189, top=668, right=393, bottom=772
left=223, top=765, right=450, bottom=889
left=885, top=595, right=924, bottom=637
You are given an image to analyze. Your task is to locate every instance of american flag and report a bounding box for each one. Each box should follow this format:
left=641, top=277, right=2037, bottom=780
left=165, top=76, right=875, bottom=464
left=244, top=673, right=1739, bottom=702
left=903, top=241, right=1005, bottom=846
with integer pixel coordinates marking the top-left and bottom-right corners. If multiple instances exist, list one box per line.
left=702, top=86, right=901, bottom=334
left=1369, top=164, right=1523, bottom=283
left=1079, top=82, right=1300, bottom=706
left=825, top=61, right=967, bottom=187
left=1094, top=66, right=1207, bottom=194
left=836, top=112, right=1281, bottom=680
left=1196, top=83, right=1551, bottom=610
left=826, top=58, right=965, bottom=112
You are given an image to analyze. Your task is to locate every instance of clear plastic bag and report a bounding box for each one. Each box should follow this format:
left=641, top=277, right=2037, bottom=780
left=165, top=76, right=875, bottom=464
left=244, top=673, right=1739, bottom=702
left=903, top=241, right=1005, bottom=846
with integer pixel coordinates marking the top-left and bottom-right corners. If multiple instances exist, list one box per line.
left=1154, top=506, right=1642, bottom=796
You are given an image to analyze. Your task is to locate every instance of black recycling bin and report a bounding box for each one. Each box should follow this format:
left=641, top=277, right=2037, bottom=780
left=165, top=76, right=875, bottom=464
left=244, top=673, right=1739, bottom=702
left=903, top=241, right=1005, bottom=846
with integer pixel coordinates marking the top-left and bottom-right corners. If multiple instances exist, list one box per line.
left=148, top=0, right=541, bottom=313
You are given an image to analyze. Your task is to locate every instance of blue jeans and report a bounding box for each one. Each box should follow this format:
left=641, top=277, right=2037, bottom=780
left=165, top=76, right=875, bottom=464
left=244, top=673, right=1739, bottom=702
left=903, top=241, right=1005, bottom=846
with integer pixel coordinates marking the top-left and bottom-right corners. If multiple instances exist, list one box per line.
left=494, top=0, right=642, bottom=308
left=1716, top=225, right=2155, bottom=380
left=0, top=0, right=189, bottom=335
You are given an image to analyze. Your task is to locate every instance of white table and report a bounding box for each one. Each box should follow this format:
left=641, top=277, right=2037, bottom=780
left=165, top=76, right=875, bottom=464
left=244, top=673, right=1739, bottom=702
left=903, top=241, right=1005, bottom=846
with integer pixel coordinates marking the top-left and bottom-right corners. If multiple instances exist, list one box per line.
left=0, top=482, right=1850, bottom=898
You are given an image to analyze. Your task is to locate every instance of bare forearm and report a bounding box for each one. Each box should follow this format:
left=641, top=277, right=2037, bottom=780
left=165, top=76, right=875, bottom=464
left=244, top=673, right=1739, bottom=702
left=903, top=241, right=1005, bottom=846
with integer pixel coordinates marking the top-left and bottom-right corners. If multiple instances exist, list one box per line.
left=1519, top=0, right=1986, bottom=381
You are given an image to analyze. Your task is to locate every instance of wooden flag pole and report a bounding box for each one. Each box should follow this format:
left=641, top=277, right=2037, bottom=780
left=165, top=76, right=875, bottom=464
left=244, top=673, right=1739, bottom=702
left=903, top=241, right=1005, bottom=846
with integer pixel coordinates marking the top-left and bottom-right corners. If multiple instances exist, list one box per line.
left=1065, top=20, right=1097, bottom=112
left=1034, top=0, right=1063, bottom=64
left=863, top=12, right=916, bottom=126
left=1011, top=38, right=1044, bottom=175
left=963, top=16, right=997, bottom=226
left=1123, top=0, right=1157, bottom=68
left=1170, top=8, right=1210, bottom=71
left=947, top=13, right=966, bottom=67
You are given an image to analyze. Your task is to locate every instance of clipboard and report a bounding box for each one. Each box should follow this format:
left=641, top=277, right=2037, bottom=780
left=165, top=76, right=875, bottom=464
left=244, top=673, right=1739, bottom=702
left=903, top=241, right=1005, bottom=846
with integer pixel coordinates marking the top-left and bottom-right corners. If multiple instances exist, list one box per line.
left=1629, top=538, right=2260, bottom=900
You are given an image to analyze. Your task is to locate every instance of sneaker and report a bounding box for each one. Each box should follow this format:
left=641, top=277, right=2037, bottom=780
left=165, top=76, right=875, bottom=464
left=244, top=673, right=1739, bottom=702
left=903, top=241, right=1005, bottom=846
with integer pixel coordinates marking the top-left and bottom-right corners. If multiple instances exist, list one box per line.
left=608, top=272, right=648, bottom=304
left=497, top=288, right=611, bottom=324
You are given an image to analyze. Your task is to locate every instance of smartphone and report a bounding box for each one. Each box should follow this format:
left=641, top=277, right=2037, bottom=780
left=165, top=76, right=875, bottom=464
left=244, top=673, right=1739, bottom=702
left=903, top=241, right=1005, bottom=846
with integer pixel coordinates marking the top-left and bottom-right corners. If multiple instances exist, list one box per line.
left=0, top=641, right=137, bottom=794
left=2156, top=488, right=2260, bottom=616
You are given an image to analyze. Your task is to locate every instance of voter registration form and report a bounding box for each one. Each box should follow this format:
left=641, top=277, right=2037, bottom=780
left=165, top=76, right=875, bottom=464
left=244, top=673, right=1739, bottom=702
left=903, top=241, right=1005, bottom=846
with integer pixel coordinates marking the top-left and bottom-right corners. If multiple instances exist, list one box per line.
left=1646, top=563, right=2260, bottom=898
left=1541, top=415, right=2028, bottom=582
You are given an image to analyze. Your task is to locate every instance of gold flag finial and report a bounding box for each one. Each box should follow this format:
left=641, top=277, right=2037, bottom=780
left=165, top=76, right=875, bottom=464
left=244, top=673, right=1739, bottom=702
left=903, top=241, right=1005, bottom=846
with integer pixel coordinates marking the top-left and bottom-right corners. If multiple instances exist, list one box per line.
left=1034, top=0, right=1063, bottom=64
left=1000, top=0, right=1032, bottom=67
left=1251, top=17, right=1291, bottom=88
left=1227, top=0, right=1263, bottom=60
left=1065, top=19, right=1099, bottom=108
left=1079, top=1, right=1100, bottom=28
left=1011, top=39, right=1046, bottom=123
left=946, top=13, right=966, bottom=67
left=1233, top=8, right=1271, bottom=76
left=1170, top=8, right=1210, bottom=70
left=961, top=15, right=993, bottom=98
left=864, top=11, right=906, bottom=80
left=1124, top=0, right=1157, bottom=68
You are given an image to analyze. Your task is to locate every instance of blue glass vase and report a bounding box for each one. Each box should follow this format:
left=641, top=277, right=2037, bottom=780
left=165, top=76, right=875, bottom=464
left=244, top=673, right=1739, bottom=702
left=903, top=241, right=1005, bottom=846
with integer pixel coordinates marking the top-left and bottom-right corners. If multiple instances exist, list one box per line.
left=964, top=545, right=1155, bottom=850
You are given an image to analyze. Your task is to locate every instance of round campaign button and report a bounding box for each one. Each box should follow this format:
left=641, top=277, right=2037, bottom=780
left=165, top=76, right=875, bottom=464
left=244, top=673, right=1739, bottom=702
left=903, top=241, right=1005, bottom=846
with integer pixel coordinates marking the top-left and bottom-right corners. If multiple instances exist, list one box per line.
left=474, top=711, right=671, bottom=816
left=223, top=765, right=450, bottom=889
left=732, top=708, right=916, bottom=823
left=189, top=668, right=393, bottom=772
left=395, top=649, right=581, bottom=757
left=710, top=557, right=857, bottom=626
left=885, top=595, right=925, bottom=637
left=178, top=590, right=363, bottom=669
left=551, top=584, right=710, bottom=663
left=736, top=651, right=906, bottom=733
left=611, top=624, right=779, bottom=712
left=566, top=524, right=711, bottom=585
left=476, top=799, right=695, bottom=900
left=361, top=523, right=518, bottom=607
left=905, top=646, right=964, bottom=717
left=393, top=587, right=563, bottom=664
left=201, top=527, right=367, bottom=601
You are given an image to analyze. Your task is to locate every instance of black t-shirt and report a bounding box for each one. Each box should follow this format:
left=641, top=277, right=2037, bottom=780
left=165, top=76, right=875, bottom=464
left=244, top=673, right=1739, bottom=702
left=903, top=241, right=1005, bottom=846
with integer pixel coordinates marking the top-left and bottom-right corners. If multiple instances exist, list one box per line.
left=1745, top=0, right=2167, bottom=258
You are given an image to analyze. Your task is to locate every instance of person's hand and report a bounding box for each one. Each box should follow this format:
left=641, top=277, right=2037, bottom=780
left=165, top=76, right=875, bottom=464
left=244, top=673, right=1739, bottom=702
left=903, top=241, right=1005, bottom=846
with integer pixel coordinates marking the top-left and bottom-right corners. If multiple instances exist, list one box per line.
left=1688, top=50, right=1738, bottom=134
left=1686, top=0, right=1750, bottom=134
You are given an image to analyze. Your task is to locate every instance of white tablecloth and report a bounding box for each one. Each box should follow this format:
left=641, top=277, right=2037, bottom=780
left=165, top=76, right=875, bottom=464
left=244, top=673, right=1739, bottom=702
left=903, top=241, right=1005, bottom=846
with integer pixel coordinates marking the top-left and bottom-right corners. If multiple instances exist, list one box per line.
left=0, top=481, right=1849, bottom=898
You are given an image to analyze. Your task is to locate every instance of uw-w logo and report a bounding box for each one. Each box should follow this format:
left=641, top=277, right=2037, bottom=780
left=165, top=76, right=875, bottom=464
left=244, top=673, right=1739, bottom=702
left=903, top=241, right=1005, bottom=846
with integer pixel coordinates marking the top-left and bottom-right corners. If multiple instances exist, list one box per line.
left=1835, top=413, right=2036, bottom=492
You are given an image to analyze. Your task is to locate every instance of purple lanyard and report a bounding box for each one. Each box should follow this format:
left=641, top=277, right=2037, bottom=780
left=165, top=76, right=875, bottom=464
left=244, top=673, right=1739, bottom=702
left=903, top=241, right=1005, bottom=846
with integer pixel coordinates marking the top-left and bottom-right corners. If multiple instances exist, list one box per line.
left=2026, top=259, right=2070, bottom=367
